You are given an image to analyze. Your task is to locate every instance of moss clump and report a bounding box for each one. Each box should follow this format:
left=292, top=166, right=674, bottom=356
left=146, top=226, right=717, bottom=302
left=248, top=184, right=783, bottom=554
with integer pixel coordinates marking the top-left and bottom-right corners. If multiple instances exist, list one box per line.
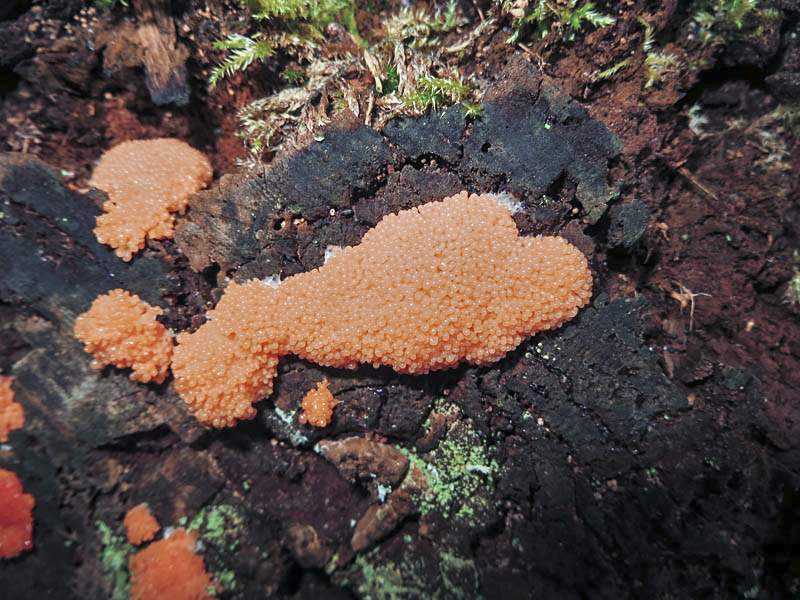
left=692, top=0, right=767, bottom=44
left=402, top=76, right=480, bottom=117
left=694, top=0, right=759, bottom=31
left=210, top=0, right=362, bottom=86
left=383, top=0, right=462, bottom=49
left=222, top=0, right=484, bottom=166
left=496, top=0, right=615, bottom=44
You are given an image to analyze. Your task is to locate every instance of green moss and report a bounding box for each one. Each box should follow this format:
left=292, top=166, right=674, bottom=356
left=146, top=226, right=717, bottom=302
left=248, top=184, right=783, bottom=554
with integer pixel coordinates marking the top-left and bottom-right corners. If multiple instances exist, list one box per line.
left=751, top=6, right=780, bottom=39
left=402, top=76, right=475, bottom=114
left=693, top=0, right=761, bottom=43
left=226, top=0, right=480, bottom=164
left=242, top=0, right=358, bottom=34
left=695, top=0, right=759, bottom=29
left=380, top=63, right=400, bottom=96
left=211, top=0, right=363, bottom=86
left=281, top=67, right=306, bottom=86
left=383, top=0, right=462, bottom=49
left=210, top=34, right=275, bottom=87
left=643, top=52, right=680, bottom=88
left=497, top=0, right=614, bottom=44
left=96, top=520, right=134, bottom=600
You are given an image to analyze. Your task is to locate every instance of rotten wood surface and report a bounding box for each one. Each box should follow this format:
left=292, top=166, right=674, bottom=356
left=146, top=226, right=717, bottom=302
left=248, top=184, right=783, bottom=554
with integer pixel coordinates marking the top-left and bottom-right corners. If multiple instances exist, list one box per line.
left=133, top=0, right=190, bottom=106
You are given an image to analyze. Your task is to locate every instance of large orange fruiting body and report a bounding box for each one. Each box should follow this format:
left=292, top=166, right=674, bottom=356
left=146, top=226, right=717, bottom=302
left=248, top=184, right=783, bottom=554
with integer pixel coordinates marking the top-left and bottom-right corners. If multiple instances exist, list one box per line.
left=90, top=138, right=213, bottom=261
left=299, top=379, right=338, bottom=427
left=0, top=375, right=24, bottom=443
left=0, top=469, right=35, bottom=559
left=124, top=503, right=160, bottom=545
left=129, top=528, right=215, bottom=600
left=74, top=289, right=173, bottom=384
left=172, top=192, right=593, bottom=428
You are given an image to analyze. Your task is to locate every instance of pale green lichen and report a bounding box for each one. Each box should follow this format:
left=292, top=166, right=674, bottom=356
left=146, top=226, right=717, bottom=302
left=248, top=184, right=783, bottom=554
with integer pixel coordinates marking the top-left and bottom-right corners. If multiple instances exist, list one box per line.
left=187, top=504, right=245, bottom=550
left=399, top=420, right=500, bottom=525
left=347, top=542, right=481, bottom=600
left=350, top=549, right=429, bottom=600
left=96, top=520, right=134, bottom=600
left=185, top=504, right=247, bottom=594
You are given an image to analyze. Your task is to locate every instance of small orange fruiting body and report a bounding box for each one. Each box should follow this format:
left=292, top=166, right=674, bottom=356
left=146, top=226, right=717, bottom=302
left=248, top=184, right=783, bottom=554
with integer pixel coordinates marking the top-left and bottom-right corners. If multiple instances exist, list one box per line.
left=299, top=379, right=338, bottom=427
left=0, top=375, right=24, bottom=443
left=129, top=528, right=215, bottom=600
left=172, top=192, right=593, bottom=427
left=0, top=469, right=35, bottom=559
left=124, top=503, right=161, bottom=545
left=74, top=289, right=173, bottom=384
left=90, top=138, right=213, bottom=261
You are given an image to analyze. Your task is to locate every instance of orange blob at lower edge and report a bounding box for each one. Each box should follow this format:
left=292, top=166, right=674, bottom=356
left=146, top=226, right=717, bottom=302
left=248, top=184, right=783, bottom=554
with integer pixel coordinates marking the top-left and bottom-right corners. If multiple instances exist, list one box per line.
left=172, top=191, right=593, bottom=427
left=129, top=529, right=215, bottom=600
left=0, top=469, right=35, bottom=560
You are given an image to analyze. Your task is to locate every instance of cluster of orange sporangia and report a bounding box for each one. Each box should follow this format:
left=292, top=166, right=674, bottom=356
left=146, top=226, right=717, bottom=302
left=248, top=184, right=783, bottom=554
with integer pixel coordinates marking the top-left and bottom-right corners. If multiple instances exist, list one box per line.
left=90, top=138, right=212, bottom=261
left=122, top=504, right=217, bottom=600
left=170, top=192, right=592, bottom=427
left=75, top=145, right=594, bottom=430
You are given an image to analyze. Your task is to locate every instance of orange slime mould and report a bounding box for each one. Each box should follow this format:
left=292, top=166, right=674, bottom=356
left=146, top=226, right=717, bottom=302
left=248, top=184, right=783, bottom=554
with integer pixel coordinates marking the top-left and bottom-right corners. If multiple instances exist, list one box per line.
left=171, top=192, right=593, bottom=427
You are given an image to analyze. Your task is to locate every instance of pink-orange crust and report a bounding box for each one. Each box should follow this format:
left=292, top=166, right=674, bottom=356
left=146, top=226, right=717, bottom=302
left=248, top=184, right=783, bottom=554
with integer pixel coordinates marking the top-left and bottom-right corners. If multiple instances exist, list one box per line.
left=74, top=289, right=173, bottom=384
left=172, top=192, right=593, bottom=427
left=90, top=138, right=212, bottom=261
